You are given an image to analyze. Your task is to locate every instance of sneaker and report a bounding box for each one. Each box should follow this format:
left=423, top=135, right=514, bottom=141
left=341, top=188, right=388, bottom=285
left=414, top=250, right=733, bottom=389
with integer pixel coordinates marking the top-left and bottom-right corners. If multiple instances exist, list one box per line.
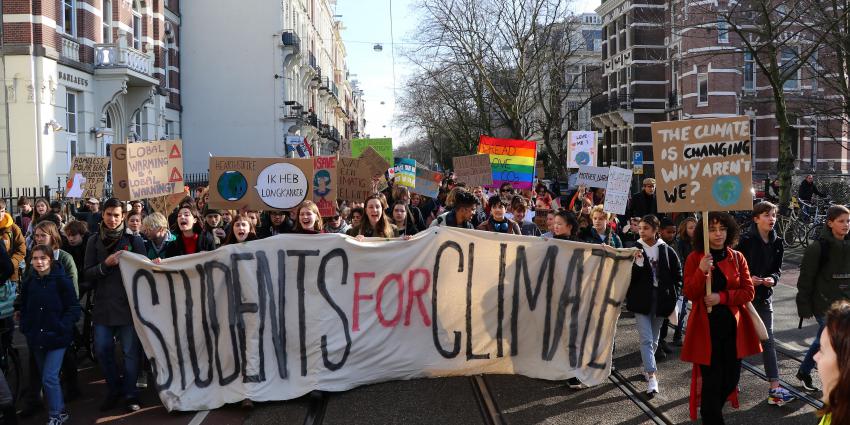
left=647, top=375, right=659, bottom=396
left=99, top=394, right=121, bottom=412
left=136, top=371, right=148, bottom=389
left=47, top=412, right=69, bottom=425
left=768, top=387, right=796, bottom=406
left=659, top=340, right=673, bottom=354
left=796, top=371, right=818, bottom=392
left=566, top=377, right=588, bottom=389
left=125, top=397, right=142, bottom=413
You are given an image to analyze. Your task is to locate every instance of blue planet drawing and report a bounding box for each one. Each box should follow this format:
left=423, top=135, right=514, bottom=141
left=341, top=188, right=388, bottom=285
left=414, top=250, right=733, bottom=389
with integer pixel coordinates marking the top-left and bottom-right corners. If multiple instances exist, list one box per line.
left=217, top=170, right=248, bottom=201
left=712, top=175, right=743, bottom=207
left=313, top=170, right=332, bottom=197
left=575, top=151, right=592, bottom=166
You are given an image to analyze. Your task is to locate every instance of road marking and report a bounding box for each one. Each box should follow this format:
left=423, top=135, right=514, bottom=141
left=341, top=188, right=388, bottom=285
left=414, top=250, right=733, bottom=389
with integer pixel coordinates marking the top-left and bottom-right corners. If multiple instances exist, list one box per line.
left=188, top=410, right=209, bottom=425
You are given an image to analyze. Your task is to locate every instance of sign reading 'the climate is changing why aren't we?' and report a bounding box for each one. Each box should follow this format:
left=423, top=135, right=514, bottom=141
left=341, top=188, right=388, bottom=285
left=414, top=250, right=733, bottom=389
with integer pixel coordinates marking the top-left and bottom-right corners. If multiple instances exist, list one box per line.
left=651, top=116, right=752, bottom=213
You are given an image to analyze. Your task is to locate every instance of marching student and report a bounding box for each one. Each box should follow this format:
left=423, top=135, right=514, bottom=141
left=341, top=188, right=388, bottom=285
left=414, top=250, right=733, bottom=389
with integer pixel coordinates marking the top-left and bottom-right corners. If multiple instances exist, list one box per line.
left=324, top=206, right=351, bottom=234
left=627, top=215, right=682, bottom=396
left=83, top=198, right=146, bottom=413
left=141, top=213, right=176, bottom=261
left=125, top=211, right=143, bottom=237
left=670, top=216, right=697, bottom=346
left=19, top=244, right=80, bottom=425
left=222, top=214, right=258, bottom=245
left=549, top=210, right=579, bottom=241
left=814, top=300, right=850, bottom=425
left=293, top=201, right=324, bottom=234
left=349, top=207, right=365, bottom=229
left=737, top=202, right=795, bottom=405
left=796, top=205, right=850, bottom=392
left=347, top=194, right=398, bottom=238
left=165, top=206, right=215, bottom=257
left=257, top=210, right=295, bottom=238
left=681, top=212, right=761, bottom=424
left=512, top=197, right=542, bottom=236
left=391, top=201, right=415, bottom=236
left=477, top=196, right=521, bottom=234
left=582, top=205, right=622, bottom=248
left=430, top=191, right=478, bottom=229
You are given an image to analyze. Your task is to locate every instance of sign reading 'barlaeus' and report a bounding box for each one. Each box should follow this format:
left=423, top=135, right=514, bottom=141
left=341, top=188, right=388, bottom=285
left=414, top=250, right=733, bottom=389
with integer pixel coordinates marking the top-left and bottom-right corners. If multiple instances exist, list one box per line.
left=119, top=228, right=635, bottom=411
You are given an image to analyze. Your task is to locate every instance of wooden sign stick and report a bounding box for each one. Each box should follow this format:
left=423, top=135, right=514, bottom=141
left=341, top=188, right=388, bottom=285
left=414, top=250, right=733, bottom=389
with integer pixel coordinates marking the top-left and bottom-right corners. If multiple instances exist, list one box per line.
left=703, top=210, right=712, bottom=313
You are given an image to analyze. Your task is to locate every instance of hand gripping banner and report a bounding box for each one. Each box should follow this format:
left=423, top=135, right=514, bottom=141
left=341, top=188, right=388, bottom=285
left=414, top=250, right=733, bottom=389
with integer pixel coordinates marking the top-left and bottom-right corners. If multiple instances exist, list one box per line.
left=118, top=228, right=635, bottom=411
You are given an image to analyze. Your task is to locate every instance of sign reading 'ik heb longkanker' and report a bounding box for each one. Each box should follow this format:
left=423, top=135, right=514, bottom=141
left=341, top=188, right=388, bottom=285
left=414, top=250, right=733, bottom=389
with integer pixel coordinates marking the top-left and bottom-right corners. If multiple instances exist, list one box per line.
left=651, top=116, right=752, bottom=213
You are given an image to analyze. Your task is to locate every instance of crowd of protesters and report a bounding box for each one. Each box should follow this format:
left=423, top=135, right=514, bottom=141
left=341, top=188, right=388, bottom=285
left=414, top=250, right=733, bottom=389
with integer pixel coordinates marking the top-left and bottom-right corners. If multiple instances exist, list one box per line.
left=0, top=169, right=846, bottom=425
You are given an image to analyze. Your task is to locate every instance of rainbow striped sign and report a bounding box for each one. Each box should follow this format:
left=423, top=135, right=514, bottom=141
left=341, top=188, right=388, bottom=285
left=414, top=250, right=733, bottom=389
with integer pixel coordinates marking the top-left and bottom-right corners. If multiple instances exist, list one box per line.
left=477, top=135, right=537, bottom=190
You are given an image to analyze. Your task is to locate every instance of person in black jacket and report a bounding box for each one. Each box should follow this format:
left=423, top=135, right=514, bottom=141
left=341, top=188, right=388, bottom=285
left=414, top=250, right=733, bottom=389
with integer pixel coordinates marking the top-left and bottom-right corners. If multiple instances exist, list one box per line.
left=257, top=210, right=295, bottom=238
left=737, top=201, right=795, bottom=405
left=627, top=178, right=659, bottom=220
left=797, top=174, right=826, bottom=204
left=83, top=198, right=146, bottom=413
left=165, top=206, right=216, bottom=257
left=627, top=214, right=682, bottom=396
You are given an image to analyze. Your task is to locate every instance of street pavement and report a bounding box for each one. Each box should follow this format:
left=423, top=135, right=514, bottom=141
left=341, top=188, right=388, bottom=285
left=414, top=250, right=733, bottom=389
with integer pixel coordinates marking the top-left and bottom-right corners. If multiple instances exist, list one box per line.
left=19, top=245, right=824, bottom=425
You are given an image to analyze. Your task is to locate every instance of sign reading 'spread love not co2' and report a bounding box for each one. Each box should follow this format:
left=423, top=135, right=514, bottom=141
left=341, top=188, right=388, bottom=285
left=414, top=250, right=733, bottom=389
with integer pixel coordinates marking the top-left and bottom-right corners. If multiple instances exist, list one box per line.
left=119, top=228, right=635, bottom=411
left=651, top=117, right=752, bottom=213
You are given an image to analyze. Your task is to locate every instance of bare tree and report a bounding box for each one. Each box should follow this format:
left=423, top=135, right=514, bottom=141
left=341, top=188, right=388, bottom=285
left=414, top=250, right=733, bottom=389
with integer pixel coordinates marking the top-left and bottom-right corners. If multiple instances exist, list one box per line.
left=397, top=0, right=599, bottom=181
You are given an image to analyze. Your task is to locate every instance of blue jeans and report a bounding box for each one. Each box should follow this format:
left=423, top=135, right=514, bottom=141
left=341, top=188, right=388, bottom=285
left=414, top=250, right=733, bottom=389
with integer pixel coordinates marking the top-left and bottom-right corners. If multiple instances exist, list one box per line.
left=94, top=324, right=140, bottom=399
left=32, top=347, right=66, bottom=417
left=754, top=301, right=779, bottom=381
left=635, top=312, right=664, bottom=374
left=799, top=316, right=826, bottom=376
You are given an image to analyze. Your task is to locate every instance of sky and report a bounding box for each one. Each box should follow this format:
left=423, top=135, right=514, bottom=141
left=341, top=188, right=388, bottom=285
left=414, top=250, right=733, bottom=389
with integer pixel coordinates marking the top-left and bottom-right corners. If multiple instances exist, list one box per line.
left=335, top=0, right=601, bottom=147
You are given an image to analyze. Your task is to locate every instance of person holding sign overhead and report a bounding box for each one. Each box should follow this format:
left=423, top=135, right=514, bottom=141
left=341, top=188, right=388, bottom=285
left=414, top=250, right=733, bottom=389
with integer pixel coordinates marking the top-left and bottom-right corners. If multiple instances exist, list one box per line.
left=680, top=212, right=761, bottom=424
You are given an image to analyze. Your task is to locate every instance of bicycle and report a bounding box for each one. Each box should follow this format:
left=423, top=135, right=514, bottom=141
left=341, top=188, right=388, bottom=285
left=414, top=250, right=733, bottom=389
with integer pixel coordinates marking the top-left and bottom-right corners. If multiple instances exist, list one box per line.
left=798, top=196, right=832, bottom=248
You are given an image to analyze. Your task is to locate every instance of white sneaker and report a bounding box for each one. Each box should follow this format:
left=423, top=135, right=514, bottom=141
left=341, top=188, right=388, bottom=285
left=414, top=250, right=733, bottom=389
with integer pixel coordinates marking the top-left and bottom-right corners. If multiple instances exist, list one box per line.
left=646, top=375, right=659, bottom=395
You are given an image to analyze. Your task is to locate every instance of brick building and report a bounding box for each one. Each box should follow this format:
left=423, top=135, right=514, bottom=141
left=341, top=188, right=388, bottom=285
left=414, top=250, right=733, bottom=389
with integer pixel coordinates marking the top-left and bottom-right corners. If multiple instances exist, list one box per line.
left=0, top=0, right=182, bottom=188
left=591, top=0, right=850, bottom=178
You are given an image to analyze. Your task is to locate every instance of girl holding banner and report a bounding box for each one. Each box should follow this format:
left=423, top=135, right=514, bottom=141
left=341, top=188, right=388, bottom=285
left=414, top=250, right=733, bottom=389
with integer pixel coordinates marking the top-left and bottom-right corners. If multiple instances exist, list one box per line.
left=164, top=206, right=216, bottom=257
left=293, top=201, right=324, bottom=234
left=627, top=215, right=682, bottom=396
left=347, top=195, right=399, bottom=239
left=221, top=214, right=258, bottom=245
left=681, top=212, right=761, bottom=424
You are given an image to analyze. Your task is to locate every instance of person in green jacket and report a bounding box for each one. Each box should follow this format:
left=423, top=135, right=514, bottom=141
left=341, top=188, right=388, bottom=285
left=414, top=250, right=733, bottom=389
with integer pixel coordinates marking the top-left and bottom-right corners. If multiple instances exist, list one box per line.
left=796, top=205, right=850, bottom=392
left=23, top=222, right=78, bottom=293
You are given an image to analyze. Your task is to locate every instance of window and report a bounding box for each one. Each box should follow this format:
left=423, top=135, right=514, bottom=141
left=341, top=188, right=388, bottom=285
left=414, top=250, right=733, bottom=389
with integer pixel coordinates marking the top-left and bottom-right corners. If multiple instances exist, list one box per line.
left=65, top=92, right=78, bottom=133
left=698, top=73, right=708, bottom=104
left=163, top=46, right=170, bottom=89
left=781, top=47, right=799, bottom=90
left=132, top=0, right=142, bottom=50
left=717, top=20, right=729, bottom=43
left=744, top=51, right=755, bottom=90
left=132, top=110, right=142, bottom=141
left=102, top=0, right=112, bottom=42
left=62, top=0, right=76, bottom=36
left=67, top=139, right=77, bottom=169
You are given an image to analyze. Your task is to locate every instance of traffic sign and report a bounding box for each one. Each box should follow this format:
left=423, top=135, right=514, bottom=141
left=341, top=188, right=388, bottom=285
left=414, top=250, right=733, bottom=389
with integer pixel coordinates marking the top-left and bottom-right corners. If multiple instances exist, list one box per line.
left=633, top=151, right=643, bottom=165
left=634, top=164, right=643, bottom=175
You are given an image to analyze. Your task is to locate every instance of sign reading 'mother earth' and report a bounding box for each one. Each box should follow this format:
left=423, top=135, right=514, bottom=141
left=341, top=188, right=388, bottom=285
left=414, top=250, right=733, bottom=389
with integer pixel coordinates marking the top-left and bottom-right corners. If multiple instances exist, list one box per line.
left=651, top=116, right=752, bottom=213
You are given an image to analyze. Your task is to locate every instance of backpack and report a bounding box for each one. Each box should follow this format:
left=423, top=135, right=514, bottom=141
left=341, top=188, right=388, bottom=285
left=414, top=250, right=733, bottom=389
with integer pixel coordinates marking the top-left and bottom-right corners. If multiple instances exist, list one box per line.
left=818, top=238, right=830, bottom=270
left=0, top=280, right=17, bottom=319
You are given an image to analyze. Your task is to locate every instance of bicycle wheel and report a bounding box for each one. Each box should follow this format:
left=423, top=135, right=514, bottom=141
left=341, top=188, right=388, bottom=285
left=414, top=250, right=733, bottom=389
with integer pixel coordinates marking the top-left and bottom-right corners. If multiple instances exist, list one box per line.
left=782, top=221, right=803, bottom=248
left=806, top=223, right=824, bottom=246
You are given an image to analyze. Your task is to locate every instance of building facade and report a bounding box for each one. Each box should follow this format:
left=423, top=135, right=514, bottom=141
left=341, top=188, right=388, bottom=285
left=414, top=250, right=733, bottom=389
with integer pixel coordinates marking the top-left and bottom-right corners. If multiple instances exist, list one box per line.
left=591, top=0, right=850, bottom=178
left=180, top=0, right=364, bottom=173
left=1, top=0, right=182, bottom=189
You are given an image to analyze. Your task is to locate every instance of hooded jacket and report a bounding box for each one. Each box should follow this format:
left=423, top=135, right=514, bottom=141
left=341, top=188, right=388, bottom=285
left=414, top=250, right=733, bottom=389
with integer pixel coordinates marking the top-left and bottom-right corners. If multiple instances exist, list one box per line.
left=19, top=262, right=81, bottom=350
left=796, top=227, right=850, bottom=318
left=626, top=239, right=682, bottom=316
left=0, top=213, right=26, bottom=282
left=737, top=226, right=783, bottom=305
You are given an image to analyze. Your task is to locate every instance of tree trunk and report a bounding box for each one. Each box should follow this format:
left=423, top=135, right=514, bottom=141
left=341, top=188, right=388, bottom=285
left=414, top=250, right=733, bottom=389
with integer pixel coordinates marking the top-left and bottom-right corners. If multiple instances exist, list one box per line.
left=772, top=87, right=796, bottom=207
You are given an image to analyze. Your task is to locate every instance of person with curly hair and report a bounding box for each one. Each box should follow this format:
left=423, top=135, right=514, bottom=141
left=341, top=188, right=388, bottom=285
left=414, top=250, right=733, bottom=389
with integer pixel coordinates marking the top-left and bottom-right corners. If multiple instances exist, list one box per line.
left=815, top=300, right=850, bottom=425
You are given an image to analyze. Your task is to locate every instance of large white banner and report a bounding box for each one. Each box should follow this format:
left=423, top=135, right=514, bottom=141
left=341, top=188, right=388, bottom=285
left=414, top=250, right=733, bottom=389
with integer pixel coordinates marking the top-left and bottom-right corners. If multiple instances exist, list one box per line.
left=119, top=228, right=635, bottom=411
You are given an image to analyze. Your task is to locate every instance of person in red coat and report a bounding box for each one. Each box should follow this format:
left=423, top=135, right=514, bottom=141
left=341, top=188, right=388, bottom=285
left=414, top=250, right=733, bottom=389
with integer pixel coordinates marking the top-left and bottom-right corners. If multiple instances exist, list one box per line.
left=680, top=212, right=762, bottom=424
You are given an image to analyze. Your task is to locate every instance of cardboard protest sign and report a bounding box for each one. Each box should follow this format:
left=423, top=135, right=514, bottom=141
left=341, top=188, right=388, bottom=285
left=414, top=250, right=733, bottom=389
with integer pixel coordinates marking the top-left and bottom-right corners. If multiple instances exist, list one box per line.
left=119, top=227, right=635, bottom=411
left=313, top=156, right=337, bottom=217
left=359, top=146, right=390, bottom=178
left=478, top=135, right=537, bottom=190
left=568, top=131, right=597, bottom=168
left=337, top=157, right=373, bottom=203
left=651, top=117, right=752, bottom=212
left=575, top=166, right=610, bottom=189
left=452, top=154, right=493, bottom=187
left=208, top=157, right=314, bottom=211
left=351, top=138, right=393, bottom=165
left=148, top=196, right=170, bottom=215
left=413, top=166, right=443, bottom=198
left=604, top=166, right=632, bottom=215
left=394, top=158, right=416, bottom=188
left=65, top=156, right=110, bottom=199
left=111, top=140, right=185, bottom=201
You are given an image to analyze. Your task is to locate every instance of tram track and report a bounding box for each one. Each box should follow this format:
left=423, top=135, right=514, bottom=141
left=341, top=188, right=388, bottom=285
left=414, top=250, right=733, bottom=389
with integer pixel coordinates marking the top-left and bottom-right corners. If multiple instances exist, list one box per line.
left=470, top=375, right=508, bottom=425
left=608, top=369, right=675, bottom=425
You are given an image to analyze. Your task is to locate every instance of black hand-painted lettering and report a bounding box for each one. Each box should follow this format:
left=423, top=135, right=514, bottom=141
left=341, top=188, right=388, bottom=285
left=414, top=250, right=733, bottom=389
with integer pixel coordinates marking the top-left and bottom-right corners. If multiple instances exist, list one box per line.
left=204, top=260, right=241, bottom=386
left=153, top=270, right=186, bottom=390
left=231, top=252, right=263, bottom=383
left=287, top=250, right=320, bottom=377
left=466, top=243, right=488, bottom=360
left=510, top=245, right=558, bottom=356
left=496, top=243, right=507, bottom=358
left=132, top=269, right=173, bottom=390
left=186, top=266, right=213, bottom=388
left=432, top=241, right=462, bottom=358
left=317, top=248, right=351, bottom=371
left=255, top=250, right=288, bottom=379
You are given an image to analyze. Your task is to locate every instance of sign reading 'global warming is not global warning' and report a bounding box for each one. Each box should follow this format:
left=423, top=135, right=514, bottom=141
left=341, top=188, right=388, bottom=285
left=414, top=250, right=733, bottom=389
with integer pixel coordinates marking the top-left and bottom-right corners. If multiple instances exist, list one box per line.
left=651, top=117, right=752, bottom=213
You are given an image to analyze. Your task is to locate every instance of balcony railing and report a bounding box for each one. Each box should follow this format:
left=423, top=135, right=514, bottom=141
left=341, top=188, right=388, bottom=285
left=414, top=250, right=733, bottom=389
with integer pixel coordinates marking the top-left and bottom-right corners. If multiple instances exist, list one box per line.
left=61, top=36, right=80, bottom=62
left=591, top=95, right=609, bottom=116
left=307, top=112, right=318, bottom=127
left=331, top=82, right=339, bottom=98
left=281, top=31, right=301, bottom=53
left=94, top=44, right=154, bottom=75
left=319, top=77, right=330, bottom=91
left=282, top=101, right=303, bottom=119
left=667, top=91, right=680, bottom=109
left=308, top=53, right=318, bottom=72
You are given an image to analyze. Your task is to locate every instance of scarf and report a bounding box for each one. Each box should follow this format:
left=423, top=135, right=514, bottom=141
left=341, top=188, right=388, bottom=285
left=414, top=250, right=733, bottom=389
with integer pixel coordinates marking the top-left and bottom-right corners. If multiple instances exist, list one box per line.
left=100, top=221, right=126, bottom=251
